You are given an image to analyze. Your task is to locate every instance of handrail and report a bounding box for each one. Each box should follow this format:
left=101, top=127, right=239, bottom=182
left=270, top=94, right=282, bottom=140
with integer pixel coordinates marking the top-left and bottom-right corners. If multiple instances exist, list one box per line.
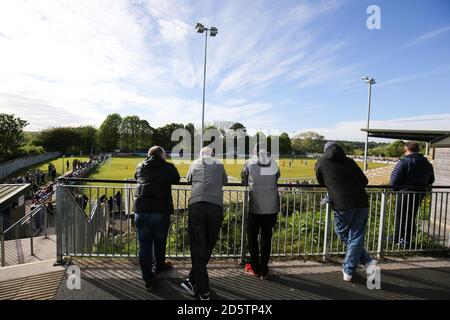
left=2, top=204, right=45, bottom=235
left=37, top=191, right=53, bottom=203
left=58, top=177, right=450, bottom=189
left=1, top=204, right=48, bottom=267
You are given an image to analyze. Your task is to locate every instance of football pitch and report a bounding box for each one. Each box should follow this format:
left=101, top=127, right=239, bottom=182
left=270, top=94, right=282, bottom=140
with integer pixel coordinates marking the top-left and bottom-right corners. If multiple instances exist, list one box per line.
left=88, top=156, right=387, bottom=181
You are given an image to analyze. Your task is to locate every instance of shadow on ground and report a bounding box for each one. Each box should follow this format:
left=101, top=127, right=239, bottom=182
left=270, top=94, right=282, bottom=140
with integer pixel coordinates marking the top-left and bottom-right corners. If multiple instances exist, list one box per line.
left=54, top=257, right=450, bottom=300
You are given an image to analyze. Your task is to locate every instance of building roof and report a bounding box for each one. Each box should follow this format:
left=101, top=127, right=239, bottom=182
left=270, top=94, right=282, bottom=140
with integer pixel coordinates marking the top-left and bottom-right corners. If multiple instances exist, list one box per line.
left=361, top=129, right=450, bottom=142
left=431, top=134, right=450, bottom=148
left=0, top=184, right=31, bottom=211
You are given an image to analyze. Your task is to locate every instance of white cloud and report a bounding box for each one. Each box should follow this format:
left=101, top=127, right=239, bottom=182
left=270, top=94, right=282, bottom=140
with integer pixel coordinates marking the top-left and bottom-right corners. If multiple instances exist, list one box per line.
left=0, top=0, right=354, bottom=132
left=300, top=114, right=450, bottom=141
left=1, top=0, right=446, bottom=141
left=409, top=25, right=450, bottom=46
left=0, top=0, right=170, bottom=129
left=213, top=1, right=347, bottom=95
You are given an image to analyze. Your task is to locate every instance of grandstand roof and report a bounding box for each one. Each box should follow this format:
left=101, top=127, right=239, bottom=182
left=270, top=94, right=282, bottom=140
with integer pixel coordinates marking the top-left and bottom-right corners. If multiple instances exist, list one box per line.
left=0, top=184, right=31, bottom=211
left=361, top=129, right=450, bottom=142
left=431, top=134, right=450, bottom=148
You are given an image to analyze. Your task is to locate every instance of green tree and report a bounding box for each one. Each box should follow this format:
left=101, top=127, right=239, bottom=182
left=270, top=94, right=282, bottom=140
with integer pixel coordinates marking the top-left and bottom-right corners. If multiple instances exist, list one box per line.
left=36, top=126, right=98, bottom=154
left=119, top=116, right=141, bottom=153
left=229, top=122, right=246, bottom=133
left=226, top=122, right=247, bottom=157
left=152, top=123, right=185, bottom=151
left=292, top=131, right=325, bottom=154
left=137, top=119, right=154, bottom=151
left=36, top=127, right=77, bottom=154
left=77, top=126, right=98, bottom=154
left=0, top=113, right=28, bottom=161
left=98, top=113, right=122, bottom=152
left=387, top=140, right=405, bottom=157
left=279, top=132, right=292, bottom=155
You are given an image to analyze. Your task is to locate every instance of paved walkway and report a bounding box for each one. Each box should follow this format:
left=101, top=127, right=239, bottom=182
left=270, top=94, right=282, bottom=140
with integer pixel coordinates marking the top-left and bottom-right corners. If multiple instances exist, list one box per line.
left=54, top=255, right=450, bottom=300
left=2, top=234, right=56, bottom=266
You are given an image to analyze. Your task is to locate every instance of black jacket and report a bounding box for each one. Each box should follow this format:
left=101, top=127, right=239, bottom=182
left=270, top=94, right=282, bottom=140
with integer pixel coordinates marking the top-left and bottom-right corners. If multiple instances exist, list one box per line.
left=134, top=156, right=180, bottom=214
left=315, top=144, right=369, bottom=211
left=390, top=153, right=434, bottom=191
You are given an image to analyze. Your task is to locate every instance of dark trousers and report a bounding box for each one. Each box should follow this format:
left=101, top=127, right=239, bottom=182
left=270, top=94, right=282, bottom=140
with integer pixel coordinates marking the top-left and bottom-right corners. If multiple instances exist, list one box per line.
left=394, top=192, right=425, bottom=244
left=188, top=201, right=223, bottom=295
left=247, top=212, right=278, bottom=275
left=135, top=213, right=170, bottom=282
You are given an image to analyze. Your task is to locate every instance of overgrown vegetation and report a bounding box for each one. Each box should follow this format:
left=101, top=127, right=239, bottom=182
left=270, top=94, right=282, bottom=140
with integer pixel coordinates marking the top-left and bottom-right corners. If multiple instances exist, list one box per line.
left=88, top=193, right=444, bottom=258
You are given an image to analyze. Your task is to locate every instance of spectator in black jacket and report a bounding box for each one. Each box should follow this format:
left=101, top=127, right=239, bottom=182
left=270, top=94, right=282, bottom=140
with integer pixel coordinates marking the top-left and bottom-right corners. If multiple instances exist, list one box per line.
left=315, top=142, right=375, bottom=282
left=134, top=146, right=180, bottom=291
left=390, top=141, right=434, bottom=246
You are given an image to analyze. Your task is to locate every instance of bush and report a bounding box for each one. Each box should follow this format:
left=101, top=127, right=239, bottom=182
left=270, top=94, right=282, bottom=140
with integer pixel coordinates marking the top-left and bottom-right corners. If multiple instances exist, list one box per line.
left=20, top=144, right=45, bottom=156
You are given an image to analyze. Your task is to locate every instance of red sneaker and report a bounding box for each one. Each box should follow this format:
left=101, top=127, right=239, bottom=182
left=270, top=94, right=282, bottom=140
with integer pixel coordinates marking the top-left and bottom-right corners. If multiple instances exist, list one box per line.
left=244, top=263, right=259, bottom=277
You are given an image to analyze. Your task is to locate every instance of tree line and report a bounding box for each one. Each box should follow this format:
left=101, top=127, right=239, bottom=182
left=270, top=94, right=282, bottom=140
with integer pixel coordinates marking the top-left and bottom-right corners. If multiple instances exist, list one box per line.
left=1, top=112, right=418, bottom=162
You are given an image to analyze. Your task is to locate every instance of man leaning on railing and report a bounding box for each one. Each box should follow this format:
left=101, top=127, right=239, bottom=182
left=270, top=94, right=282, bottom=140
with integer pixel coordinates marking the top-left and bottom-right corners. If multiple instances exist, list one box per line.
left=180, top=147, right=228, bottom=301
left=390, top=141, right=435, bottom=247
left=133, top=146, right=180, bottom=291
left=241, top=145, right=280, bottom=280
left=315, top=142, right=377, bottom=282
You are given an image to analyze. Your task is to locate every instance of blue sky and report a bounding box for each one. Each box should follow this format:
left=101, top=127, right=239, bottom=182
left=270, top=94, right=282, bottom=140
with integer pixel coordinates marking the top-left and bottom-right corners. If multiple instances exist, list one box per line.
left=0, top=0, right=449, bottom=141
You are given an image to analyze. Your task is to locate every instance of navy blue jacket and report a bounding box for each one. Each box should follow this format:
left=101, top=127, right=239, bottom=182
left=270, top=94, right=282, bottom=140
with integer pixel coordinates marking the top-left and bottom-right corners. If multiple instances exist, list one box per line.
left=390, top=153, right=434, bottom=191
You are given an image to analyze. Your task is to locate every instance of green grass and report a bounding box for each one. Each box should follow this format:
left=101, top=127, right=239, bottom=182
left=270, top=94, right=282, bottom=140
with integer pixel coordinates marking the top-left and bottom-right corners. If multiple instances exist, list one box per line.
left=89, top=156, right=387, bottom=181
left=3, top=155, right=86, bottom=181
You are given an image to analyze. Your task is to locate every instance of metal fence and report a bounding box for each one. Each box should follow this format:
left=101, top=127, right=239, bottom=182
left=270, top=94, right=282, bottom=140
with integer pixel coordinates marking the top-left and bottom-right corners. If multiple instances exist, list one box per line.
left=55, top=179, right=450, bottom=262
left=1, top=204, right=50, bottom=267
left=0, top=152, right=61, bottom=180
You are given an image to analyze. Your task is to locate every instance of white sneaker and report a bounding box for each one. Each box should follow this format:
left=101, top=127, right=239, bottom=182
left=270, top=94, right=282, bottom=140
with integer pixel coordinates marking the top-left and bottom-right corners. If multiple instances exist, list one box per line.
left=342, top=269, right=352, bottom=282
left=363, top=260, right=378, bottom=273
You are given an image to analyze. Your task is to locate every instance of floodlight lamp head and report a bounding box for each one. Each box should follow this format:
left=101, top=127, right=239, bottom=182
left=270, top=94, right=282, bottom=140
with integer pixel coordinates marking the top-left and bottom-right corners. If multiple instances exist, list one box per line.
left=209, top=27, right=218, bottom=36
left=195, top=22, right=205, bottom=33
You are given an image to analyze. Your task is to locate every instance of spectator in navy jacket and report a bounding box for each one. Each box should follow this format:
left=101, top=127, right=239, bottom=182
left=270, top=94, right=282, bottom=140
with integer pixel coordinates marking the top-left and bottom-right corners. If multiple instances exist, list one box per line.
left=390, top=141, right=434, bottom=246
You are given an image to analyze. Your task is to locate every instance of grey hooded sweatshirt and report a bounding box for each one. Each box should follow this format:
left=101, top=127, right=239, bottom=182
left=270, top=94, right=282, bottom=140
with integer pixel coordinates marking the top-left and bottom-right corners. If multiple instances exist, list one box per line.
left=187, top=156, right=228, bottom=207
left=241, top=153, right=280, bottom=214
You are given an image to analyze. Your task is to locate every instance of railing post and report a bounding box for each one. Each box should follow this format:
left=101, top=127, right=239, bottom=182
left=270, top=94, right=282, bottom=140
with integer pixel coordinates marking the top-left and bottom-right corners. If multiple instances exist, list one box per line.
left=30, top=210, right=34, bottom=256
left=377, top=190, right=387, bottom=259
left=322, top=203, right=331, bottom=262
left=1, top=217, right=5, bottom=267
left=44, top=205, right=48, bottom=239
left=240, top=186, right=248, bottom=265
left=55, top=184, right=65, bottom=265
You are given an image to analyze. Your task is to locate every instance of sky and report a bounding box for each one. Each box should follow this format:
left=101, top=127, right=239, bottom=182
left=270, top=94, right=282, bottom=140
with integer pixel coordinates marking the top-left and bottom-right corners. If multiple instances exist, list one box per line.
left=0, top=0, right=449, bottom=141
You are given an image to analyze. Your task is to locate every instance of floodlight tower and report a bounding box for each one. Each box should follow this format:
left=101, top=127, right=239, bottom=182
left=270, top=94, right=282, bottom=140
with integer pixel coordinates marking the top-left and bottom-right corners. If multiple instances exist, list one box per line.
left=195, top=22, right=218, bottom=147
left=361, top=76, right=376, bottom=171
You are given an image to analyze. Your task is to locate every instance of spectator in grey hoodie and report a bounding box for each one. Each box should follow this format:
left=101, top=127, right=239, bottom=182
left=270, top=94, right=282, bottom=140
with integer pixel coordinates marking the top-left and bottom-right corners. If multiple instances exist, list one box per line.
left=180, top=147, right=228, bottom=300
left=241, top=145, right=280, bottom=279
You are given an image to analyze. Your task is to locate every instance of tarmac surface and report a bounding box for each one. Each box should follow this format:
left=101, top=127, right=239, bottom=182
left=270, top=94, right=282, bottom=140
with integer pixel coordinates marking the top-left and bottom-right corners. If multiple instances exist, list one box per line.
left=53, top=255, right=450, bottom=300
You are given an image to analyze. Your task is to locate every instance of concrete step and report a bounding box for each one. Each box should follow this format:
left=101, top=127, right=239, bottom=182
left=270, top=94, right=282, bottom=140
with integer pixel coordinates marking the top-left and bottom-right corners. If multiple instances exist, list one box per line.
left=0, top=259, right=65, bottom=300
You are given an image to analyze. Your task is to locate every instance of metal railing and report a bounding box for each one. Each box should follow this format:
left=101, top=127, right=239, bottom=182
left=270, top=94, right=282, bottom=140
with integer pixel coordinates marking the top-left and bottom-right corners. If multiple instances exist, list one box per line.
left=1, top=204, right=49, bottom=267
left=55, top=178, right=450, bottom=262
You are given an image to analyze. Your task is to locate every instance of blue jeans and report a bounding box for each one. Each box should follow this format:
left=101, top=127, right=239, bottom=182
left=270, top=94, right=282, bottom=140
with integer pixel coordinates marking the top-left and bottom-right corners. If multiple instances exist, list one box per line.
left=135, top=213, right=170, bottom=282
left=334, top=208, right=372, bottom=275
